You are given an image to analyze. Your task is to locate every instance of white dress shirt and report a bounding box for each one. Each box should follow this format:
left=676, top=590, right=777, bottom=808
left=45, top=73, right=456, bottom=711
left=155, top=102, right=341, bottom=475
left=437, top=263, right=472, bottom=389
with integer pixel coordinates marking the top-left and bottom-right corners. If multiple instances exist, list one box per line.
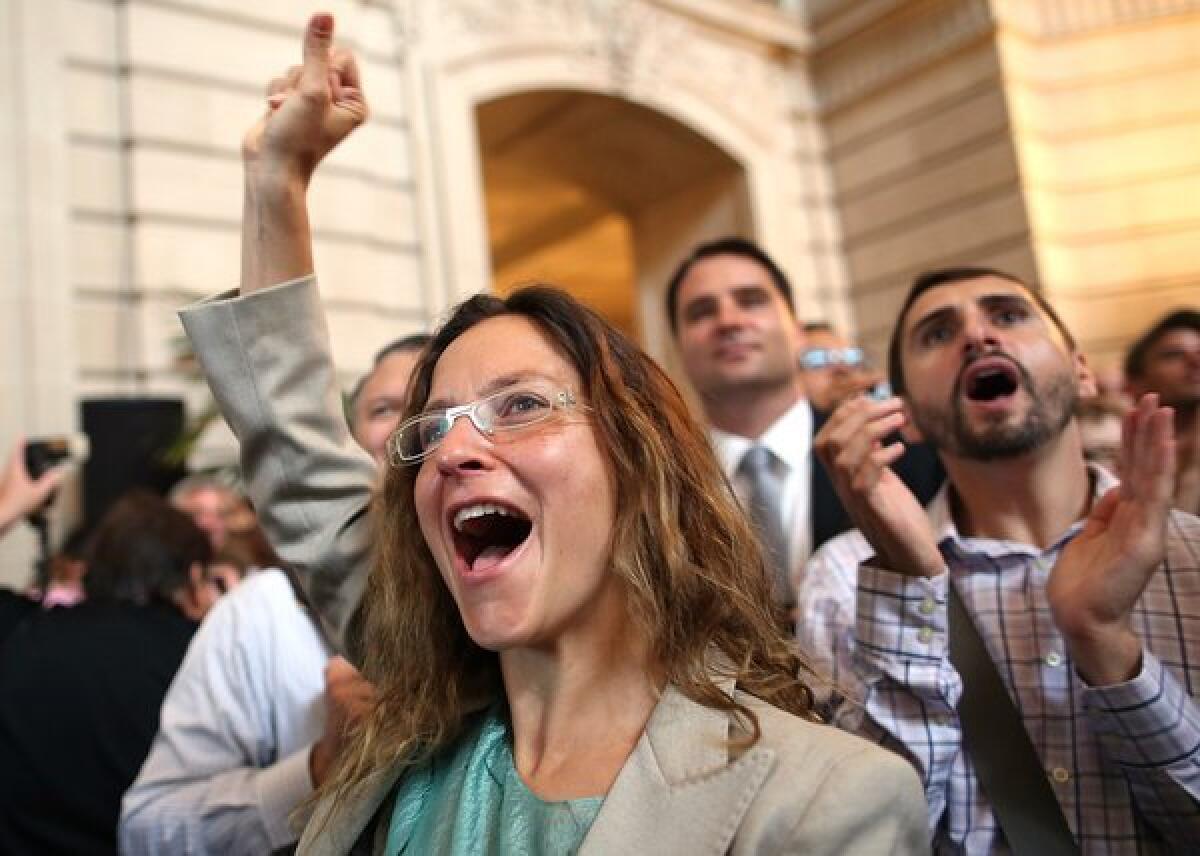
left=120, top=569, right=330, bottom=855
left=710, top=398, right=814, bottom=588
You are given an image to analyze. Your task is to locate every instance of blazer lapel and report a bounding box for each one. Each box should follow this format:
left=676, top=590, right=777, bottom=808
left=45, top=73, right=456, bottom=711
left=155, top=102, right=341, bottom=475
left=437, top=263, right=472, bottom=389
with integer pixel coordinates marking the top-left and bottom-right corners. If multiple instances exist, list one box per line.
left=299, top=766, right=403, bottom=856
left=580, top=683, right=776, bottom=856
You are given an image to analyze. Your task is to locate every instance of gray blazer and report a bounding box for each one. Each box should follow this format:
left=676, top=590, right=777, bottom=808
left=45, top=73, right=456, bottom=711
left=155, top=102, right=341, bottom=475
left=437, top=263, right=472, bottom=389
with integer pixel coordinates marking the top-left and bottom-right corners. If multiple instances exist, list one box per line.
left=298, top=682, right=929, bottom=855
left=181, top=276, right=377, bottom=653
left=182, top=278, right=931, bottom=853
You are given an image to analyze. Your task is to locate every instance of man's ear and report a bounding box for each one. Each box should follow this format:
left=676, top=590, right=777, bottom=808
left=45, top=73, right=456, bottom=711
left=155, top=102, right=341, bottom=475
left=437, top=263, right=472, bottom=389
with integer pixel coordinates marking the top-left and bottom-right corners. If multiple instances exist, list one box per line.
left=899, top=399, right=925, bottom=444
left=1074, top=350, right=1097, bottom=399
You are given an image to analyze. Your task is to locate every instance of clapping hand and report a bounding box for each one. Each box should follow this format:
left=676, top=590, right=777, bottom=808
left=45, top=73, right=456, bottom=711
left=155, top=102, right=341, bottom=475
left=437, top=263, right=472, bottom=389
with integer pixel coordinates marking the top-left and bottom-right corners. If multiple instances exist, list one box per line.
left=1048, top=394, right=1176, bottom=686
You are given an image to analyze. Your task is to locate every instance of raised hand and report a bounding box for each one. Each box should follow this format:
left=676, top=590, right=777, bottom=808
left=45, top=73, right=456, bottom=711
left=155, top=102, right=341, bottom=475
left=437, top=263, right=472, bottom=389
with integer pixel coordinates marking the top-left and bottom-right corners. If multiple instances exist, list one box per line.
left=1047, top=394, right=1176, bottom=686
left=243, top=13, right=368, bottom=182
left=240, top=13, right=368, bottom=293
left=814, top=396, right=944, bottom=577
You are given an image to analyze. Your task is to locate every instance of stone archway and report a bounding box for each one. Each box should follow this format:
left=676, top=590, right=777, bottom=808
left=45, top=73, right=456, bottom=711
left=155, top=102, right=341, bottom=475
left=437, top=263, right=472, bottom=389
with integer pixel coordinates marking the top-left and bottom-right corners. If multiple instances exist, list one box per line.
left=476, top=89, right=749, bottom=350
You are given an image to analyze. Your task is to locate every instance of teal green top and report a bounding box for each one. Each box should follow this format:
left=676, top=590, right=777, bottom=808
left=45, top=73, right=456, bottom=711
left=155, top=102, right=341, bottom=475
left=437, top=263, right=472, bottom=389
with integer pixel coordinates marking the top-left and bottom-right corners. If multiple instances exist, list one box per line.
left=384, top=708, right=604, bottom=855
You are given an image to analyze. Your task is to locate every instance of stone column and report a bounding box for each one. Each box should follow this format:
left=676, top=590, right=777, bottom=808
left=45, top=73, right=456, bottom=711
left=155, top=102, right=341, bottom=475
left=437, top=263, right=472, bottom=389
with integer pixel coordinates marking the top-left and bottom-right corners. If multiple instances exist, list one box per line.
left=0, top=0, right=77, bottom=587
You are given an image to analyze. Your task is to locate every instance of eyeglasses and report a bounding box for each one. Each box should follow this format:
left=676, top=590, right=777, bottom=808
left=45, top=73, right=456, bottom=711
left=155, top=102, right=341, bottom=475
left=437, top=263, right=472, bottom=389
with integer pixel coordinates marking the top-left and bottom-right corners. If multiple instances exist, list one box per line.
left=388, top=383, right=582, bottom=465
left=800, top=347, right=865, bottom=370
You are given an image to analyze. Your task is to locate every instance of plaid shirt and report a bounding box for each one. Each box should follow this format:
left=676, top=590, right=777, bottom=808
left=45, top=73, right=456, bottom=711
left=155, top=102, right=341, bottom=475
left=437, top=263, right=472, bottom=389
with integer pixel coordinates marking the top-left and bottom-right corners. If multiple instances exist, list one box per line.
left=797, top=466, right=1200, bottom=853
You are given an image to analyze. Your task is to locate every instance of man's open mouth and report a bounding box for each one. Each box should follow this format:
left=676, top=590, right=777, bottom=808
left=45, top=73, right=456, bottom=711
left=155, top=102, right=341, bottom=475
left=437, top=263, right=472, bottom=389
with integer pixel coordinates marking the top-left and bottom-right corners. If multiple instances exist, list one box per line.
left=962, top=359, right=1020, bottom=403
left=451, top=502, right=533, bottom=573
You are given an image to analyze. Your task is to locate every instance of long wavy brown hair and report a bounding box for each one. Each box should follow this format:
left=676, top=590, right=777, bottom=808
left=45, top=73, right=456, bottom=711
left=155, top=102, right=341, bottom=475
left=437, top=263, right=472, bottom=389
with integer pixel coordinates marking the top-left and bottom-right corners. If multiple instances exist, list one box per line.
left=321, top=285, right=816, bottom=811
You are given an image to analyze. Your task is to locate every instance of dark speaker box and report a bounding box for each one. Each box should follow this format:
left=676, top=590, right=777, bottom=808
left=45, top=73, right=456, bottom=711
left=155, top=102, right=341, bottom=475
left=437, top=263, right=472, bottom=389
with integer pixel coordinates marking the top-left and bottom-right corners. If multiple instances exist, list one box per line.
left=80, top=397, right=187, bottom=527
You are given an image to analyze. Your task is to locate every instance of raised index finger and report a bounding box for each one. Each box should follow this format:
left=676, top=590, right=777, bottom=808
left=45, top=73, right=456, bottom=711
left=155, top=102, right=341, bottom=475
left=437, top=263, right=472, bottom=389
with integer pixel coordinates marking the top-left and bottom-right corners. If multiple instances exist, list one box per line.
left=299, top=12, right=335, bottom=96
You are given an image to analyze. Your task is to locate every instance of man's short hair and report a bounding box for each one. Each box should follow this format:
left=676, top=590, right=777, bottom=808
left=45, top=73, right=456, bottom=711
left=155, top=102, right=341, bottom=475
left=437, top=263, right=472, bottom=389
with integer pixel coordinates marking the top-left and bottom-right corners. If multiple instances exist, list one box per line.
left=84, top=490, right=213, bottom=604
left=1123, top=308, right=1200, bottom=380
left=347, top=333, right=432, bottom=419
left=886, top=267, right=1077, bottom=396
left=664, top=237, right=795, bottom=335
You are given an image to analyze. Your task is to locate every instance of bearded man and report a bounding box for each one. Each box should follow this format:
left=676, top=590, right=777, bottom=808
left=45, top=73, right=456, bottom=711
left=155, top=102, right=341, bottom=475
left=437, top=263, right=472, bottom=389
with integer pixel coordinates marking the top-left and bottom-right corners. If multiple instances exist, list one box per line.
left=797, top=267, right=1200, bottom=854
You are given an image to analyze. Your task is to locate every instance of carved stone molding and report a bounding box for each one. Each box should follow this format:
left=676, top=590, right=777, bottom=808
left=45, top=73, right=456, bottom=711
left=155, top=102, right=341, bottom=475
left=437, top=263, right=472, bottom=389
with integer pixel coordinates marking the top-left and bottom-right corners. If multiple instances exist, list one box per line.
left=811, top=0, right=995, bottom=113
left=993, top=0, right=1200, bottom=39
left=395, top=0, right=808, bottom=147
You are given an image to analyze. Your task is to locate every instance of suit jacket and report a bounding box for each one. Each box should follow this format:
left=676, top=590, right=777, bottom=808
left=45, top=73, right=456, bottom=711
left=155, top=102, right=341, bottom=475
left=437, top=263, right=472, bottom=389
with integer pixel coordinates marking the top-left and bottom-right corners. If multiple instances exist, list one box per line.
left=298, top=679, right=928, bottom=856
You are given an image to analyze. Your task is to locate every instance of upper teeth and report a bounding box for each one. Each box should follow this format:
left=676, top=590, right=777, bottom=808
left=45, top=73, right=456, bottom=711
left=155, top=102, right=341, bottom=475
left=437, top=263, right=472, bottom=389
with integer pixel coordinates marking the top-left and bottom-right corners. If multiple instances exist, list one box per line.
left=454, top=503, right=516, bottom=531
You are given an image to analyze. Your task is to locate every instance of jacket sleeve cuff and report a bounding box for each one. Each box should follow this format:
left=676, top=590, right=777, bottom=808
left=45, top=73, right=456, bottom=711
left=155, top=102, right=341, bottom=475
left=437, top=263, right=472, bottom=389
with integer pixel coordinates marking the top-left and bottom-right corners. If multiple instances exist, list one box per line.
left=256, top=745, right=317, bottom=849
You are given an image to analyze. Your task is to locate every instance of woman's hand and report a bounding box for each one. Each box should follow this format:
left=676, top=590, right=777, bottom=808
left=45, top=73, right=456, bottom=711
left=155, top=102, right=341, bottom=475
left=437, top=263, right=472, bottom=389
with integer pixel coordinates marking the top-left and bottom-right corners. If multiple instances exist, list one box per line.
left=240, top=12, right=368, bottom=294
left=242, top=13, right=368, bottom=186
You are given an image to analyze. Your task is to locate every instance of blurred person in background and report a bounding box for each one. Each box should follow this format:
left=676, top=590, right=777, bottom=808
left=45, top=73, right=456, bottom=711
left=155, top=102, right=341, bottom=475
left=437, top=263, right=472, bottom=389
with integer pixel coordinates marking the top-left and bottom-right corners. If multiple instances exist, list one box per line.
left=118, top=338, right=426, bottom=855
left=170, top=473, right=238, bottom=552
left=0, top=490, right=214, bottom=856
left=347, top=334, right=431, bottom=465
left=799, top=321, right=886, bottom=415
left=1075, top=395, right=1128, bottom=477
left=0, top=439, right=68, bottom=644
left=1126, top=308, right=1200, bottom=513
left=35, top=526, right=90, bottom=608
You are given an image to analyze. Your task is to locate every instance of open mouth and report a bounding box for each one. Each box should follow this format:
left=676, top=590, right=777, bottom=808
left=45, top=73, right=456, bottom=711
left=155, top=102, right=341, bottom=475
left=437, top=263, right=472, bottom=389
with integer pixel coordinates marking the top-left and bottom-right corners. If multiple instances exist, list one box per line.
left=962, top=359, right=1020, bottom=403
left=451, top=502, right=533, bottom=574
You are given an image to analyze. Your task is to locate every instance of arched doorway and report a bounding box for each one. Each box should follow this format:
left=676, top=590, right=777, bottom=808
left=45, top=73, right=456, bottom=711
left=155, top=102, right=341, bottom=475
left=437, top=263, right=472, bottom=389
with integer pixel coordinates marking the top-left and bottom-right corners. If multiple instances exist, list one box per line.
left=476, top=90, right=750, bottom=365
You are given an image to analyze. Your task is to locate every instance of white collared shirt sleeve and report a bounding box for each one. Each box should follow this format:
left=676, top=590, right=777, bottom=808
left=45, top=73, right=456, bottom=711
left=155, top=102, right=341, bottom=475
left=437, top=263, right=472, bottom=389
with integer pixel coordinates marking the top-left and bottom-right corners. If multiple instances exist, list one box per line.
left=120, top=570, right=328, bottom=855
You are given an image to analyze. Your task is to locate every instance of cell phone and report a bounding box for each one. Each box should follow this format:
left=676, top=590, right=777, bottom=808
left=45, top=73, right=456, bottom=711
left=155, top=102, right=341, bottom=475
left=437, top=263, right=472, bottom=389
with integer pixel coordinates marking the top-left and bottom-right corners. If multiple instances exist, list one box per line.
left=25, top=435, right=88, bottom=479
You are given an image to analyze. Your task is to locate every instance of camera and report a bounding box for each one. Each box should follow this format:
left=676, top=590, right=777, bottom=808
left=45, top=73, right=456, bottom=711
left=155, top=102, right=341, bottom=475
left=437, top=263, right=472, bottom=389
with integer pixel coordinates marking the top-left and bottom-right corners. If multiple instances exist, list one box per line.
left=25, top=435, right=87, bottom=479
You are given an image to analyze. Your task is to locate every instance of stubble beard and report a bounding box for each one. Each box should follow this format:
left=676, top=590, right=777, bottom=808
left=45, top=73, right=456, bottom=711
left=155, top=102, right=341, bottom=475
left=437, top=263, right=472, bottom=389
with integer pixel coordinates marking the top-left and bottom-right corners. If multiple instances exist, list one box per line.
left=914, top=361, right=1079, bottom=462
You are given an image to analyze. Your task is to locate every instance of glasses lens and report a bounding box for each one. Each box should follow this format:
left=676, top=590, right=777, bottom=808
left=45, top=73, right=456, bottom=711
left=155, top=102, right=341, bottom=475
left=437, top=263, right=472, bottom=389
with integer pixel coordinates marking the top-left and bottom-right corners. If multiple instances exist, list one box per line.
left=416, top=414, right=453, bottom=454
left=483, top=388, right=555, bottom=431
left=801, top=349, right=829, bottom=370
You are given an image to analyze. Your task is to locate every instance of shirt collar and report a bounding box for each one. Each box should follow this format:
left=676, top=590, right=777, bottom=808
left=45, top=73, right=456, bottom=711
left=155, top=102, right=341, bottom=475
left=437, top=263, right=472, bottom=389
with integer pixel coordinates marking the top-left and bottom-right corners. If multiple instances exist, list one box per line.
left=709, top=399, right=812, bottom=475
left=928, top=461, right=1118, bottom=560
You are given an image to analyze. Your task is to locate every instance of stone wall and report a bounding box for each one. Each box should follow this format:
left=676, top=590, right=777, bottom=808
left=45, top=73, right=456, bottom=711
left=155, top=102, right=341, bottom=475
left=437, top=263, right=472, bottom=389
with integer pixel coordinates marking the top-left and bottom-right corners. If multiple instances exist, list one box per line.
left=996, top=0, right=1200, bottom=368
left=811, top=0, right=1038, bottom=361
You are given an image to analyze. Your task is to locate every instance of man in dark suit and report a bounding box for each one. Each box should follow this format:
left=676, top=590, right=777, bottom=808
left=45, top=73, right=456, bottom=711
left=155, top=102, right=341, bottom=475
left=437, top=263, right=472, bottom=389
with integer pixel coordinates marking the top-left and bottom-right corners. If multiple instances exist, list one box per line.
left=665, top=237, right=942, bottom=608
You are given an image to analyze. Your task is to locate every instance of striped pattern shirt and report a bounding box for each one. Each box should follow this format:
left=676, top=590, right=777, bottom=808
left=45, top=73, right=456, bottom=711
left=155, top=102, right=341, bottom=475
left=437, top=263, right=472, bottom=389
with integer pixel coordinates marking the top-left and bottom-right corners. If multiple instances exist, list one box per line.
left=797, top=466, right=1200, bottom=853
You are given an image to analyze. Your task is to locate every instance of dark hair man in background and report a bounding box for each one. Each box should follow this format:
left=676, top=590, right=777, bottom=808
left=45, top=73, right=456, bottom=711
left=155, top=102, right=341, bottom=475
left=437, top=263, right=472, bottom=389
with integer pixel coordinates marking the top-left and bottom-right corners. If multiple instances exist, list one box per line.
left=1125, top=308, right=1200, bottom=514
left=665, top=236, right=942, bottom=612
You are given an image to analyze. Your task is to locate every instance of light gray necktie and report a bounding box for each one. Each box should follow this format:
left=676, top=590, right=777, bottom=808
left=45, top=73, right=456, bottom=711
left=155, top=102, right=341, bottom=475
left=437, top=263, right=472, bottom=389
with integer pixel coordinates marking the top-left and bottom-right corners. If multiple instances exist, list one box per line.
left=738, top=445, right=792, bottom=607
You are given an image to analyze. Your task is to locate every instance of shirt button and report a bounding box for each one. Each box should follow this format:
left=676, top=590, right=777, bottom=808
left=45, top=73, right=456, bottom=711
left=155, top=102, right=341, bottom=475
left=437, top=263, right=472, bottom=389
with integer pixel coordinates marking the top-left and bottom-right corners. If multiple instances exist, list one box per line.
left=917, top=626, right=934, bottom=644
left=1044, top=652, right=1063, bottom=668
left=1051, top=767, right=1070, bottom=784
left=918, top=597, right=936, bottom=616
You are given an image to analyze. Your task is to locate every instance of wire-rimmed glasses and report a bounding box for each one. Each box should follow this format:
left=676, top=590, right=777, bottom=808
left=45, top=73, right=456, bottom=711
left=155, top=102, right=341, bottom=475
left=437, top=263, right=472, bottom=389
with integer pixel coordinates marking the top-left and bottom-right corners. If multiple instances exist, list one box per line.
left=387, top=382, right=582, bottom=466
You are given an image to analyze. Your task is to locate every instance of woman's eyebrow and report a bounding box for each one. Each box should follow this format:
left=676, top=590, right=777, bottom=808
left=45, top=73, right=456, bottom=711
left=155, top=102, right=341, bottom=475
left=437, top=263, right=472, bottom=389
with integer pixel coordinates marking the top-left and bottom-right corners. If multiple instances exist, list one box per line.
left=423, top=370, right=561, bottom=410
